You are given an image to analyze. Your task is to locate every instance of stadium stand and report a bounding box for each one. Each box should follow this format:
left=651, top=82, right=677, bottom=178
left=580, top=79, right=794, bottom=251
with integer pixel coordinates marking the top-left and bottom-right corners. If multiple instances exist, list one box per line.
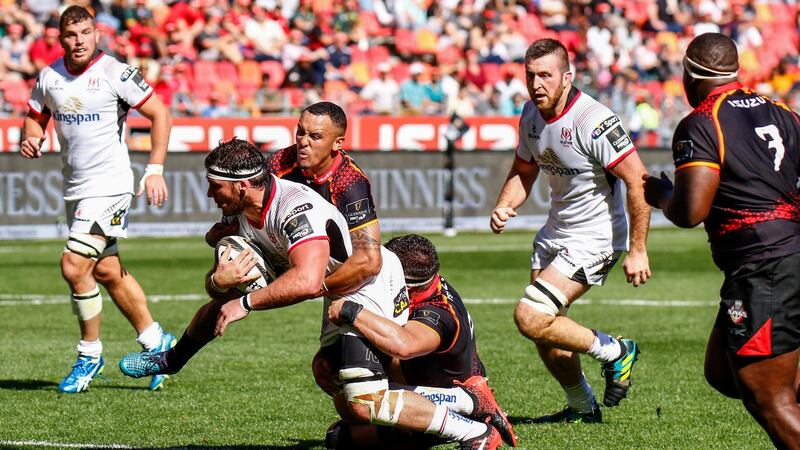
left=0, top=0, right=799, bottom=147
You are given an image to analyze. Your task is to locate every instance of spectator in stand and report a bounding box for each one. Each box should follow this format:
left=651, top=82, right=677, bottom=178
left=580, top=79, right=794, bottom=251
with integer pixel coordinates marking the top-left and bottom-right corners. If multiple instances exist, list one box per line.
left=425, top=68, right=446, bottom=114
left=200, top=92, right=231, bottom=118
left=1, top=23, right=35, bottom=80
left=29, top=25, right=64, bottom=72
left=359, top=62, right=399, bottom=115
left=495, top=65, right=526, bottom=108
left=332, top=0, right=360, bottom=35
left=500, top=92, right=526, bottom=117
left=244, top=5, right=286, bottom=62
left=400, top=62, right=429, bottom=115
left=291, top=0, right=319, bottom=40
left=464, top=49, right=488, bottom=91
left=325, top=32, right=352, bottom=82
left=196, top=10, right=244, bottom=64
left=252, top=73, right=287, bottom=116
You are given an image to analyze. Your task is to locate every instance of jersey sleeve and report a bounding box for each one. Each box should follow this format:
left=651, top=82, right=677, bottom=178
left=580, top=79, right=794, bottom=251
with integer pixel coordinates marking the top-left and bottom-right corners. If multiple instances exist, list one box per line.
left=584, top=110, right=635, bottom=169
left=279, top=197, right=330, bottom=253
left=409, top=304, right=458, bottom=352
left=671, top=114, right=720, bottom=172
left=515, top=101, right=535, bottom=162
left=27, top=70, right=49, bottom=116
left=332, top=159, right=378, bottom=231
left=112, top=63, right=154, bottom=109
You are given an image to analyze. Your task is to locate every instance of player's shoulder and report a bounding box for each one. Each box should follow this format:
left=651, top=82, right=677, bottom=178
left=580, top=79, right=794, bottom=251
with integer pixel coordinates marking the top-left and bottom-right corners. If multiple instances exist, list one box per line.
left=265, top=145, right=298, bottom=177
left=573, top=91, right=622, bottom=134
left=275, top=177, right=329, bottom=215
left=331, top=151, right=372, bottom=191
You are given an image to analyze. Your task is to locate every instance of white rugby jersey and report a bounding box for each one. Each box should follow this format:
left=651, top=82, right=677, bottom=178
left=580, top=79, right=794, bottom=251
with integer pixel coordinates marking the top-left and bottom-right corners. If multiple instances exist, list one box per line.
left=516, top=88, right=634, bottom=251
left=236, top=175, right=408, bottom=346
left=28, top=52, right=153, bottom=200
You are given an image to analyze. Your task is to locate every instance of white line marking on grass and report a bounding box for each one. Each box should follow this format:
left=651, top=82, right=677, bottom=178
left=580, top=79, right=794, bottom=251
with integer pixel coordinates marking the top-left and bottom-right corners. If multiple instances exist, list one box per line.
left=0, top=440, right=133, bottom=449
left=0, top=294, right=717, bottom=307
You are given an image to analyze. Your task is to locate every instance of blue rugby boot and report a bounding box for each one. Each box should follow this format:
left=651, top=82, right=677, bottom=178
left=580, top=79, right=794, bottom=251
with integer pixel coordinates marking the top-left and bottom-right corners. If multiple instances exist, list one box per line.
left=58, top=354, right=104, bottom=393
left=147, top=332, right=176, bottom=391
left=602, top=338, right=640, bottom=407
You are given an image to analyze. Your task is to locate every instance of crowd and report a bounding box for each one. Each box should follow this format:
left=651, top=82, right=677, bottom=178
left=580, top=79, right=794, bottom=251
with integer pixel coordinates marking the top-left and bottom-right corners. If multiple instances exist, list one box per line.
left=1, top=0, right=799, bottom=147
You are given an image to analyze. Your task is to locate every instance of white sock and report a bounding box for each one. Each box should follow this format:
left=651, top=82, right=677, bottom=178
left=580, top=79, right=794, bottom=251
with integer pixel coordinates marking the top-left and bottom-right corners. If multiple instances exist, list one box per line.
left=137, top=322, right=164, bottom=351
left=562, top=373, right=596, bottom=414
left=587, top=330, right=623, bottom=363
left=414, top=386, right=475, bottom=415
left=426, top=404, right=487, bottom=441
left=76, top=339, right=102, bottom=358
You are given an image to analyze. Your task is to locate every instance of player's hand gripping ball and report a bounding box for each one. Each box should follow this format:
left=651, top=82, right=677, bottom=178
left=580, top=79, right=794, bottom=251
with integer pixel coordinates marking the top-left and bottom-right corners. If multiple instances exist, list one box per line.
left=215, top=235, right=276, bottom=293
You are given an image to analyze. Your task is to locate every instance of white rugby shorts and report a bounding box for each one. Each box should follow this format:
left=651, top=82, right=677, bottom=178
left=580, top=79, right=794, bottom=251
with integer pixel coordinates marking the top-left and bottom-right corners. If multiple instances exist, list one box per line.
left=531, top=232, right=621, bottom=286
left=65, top=194, right=132, bottom=239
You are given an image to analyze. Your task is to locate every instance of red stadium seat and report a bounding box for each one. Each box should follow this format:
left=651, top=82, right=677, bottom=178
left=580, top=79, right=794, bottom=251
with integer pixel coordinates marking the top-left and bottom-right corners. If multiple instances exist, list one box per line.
left=367, top=45, right=391, bottom=63
left=481, top=63, right=502, bottom=86
left=360, top=12, right=392, bottom=37
left=259, top=61, right=286, bottom=89
left=193, top=60, right=216, bottom=88
left=2, top=79, right=30, bottom=111
left=394, top=28, right=416, bottom=55
left=216, top=61, right=239, bottom=84
left=350, top=44, right=368, bottom=62
left=285, top=88, right=306, bottom=108
left=238, top=60, right=262, bottom=87
left=437, top=46, right=462, bottom=65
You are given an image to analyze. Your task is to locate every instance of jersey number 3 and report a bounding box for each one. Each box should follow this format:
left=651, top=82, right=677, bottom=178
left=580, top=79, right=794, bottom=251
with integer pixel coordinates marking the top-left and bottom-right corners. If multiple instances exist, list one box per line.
left=754, top=125, right=785, bottom=171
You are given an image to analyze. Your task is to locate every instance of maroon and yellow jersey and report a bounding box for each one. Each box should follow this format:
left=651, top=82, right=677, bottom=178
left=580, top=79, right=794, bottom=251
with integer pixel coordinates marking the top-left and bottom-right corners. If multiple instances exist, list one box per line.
left=399, top=275, right=485, bottom=387
left=672, top=82, right=800, bottom=270
left=265, top=145, right=378, bottom=232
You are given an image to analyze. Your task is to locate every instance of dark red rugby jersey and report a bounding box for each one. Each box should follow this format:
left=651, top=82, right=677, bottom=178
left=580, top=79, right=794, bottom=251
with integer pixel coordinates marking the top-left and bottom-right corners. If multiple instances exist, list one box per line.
left=672, top=82, right=800, bottom=270
left=265, top=145, right=378, bottom=231
left=400, top=275, right=486, bottom=387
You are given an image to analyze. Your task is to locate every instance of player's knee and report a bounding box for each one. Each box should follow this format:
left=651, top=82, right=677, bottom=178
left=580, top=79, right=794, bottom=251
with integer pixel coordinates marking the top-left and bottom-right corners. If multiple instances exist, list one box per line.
left=515, top=299, right=556, bottom=341
left=92, top=258, right=121, bottom=285
left=340, top=368, right=403, bottom=426
left=312, top=351, right=340, bottom=397
left=343, top=401, right=373, bottom=424
left=60, top=252, right=93, bottom=286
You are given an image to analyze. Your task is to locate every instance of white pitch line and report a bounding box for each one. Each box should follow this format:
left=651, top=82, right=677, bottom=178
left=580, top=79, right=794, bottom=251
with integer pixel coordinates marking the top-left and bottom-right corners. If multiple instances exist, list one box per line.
left=0, top=440, right=134, bottom=449
left=0, top=293, right=717, bottom=307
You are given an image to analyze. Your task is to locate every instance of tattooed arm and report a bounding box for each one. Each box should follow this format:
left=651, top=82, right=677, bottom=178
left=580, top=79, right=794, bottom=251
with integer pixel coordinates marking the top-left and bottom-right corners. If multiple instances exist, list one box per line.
left=319, top=221, right=383, bottom=296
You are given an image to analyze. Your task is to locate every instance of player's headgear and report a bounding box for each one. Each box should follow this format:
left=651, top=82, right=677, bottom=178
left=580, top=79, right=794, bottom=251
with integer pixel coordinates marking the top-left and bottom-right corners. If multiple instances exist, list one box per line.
left=684, top=33, right=739, bottom=80
left=205, top=138, right=268, bottom=187
left=385, top=234, right=439, bottom=287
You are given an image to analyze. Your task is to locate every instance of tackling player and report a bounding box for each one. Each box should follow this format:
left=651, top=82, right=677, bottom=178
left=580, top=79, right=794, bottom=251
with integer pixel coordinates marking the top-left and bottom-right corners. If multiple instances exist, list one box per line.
left=19, top=5, right=175, bottom=393
left=120, top=139, right=503, bottom=449
left=490, top=38, right=651, bottom=421
left=644, top=33, right=800, bottom=448
left=322, top=234, right=514, bottom=449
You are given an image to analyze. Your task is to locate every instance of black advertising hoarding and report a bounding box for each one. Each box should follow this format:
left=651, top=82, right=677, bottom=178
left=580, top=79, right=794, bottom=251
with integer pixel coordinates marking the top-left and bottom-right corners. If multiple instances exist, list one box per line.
left=0, top=151, right=676, bottom=239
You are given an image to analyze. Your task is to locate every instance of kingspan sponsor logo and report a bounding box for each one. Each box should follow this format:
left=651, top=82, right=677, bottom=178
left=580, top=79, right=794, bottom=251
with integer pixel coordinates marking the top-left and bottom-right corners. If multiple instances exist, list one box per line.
left=424, top=392, right=457, bottom=404
left=53, top=111, right=101, bottom=125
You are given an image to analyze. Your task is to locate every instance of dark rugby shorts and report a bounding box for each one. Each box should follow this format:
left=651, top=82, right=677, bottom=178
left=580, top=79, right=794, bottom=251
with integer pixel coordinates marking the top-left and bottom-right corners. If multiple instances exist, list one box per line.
left=320, top=334, right=391, bottom=377
left=714, top=253, right=800, bottom=357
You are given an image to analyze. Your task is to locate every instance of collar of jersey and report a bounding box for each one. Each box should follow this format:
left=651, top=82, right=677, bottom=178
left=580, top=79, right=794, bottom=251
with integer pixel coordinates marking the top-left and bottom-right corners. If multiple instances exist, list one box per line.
left=65, top=50, right=104, bottom=76
left=409, top=273, right=441, bottom=306
left=544, top=86, right=581, bottom=124
left=707, top=81, right=743, bottom=98
left=302, top=153, right=343, bottom=184
left=248, top=174, right=277, bottom=229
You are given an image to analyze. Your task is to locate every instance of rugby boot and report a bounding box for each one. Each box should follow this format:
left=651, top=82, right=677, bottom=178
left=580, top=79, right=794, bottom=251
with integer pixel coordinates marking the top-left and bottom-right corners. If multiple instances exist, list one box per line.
left=454, top=376, right=517, bottom=447
left=459, top=423, right=502, bottom=450
left=602, top=337, right=640, bottom=407
left=531, top=399, right=602, bottom=423
left=119, top=350, right=172, bottom=378
left=148, top=332, right=176, bottom=391
left=58, top=354, right=105, bottom=393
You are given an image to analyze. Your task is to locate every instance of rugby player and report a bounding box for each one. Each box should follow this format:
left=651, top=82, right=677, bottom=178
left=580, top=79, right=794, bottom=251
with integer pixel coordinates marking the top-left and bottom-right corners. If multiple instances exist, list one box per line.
left=20, top=5, right=175, bottom=393
left=644, top=33, right=800, bottom=448
left=490, top=38, right=651, bottom=421
left=120, top=139, right=502, bottom=448
left=322, top=234, right=513, bottom=449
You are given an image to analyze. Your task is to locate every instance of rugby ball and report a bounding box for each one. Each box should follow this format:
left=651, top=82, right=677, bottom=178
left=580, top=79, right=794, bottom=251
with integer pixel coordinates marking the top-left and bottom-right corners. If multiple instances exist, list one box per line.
left=214, top=235, right=276, bottom=294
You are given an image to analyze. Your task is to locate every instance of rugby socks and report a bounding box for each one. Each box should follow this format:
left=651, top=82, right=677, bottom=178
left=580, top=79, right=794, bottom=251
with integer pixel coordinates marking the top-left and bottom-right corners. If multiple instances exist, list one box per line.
left=164, top=330, right=205, bottom=372
left=426, top=404, right=488, bottom=440
left=136, top=322, right=164, bottom=351
left=390, top=383, right=474, bottom=415
left=588, top=329, right=623, bottom=363
left=77, top=339, right=102, bottom=358
left=562, top=373, right=596, bottom=414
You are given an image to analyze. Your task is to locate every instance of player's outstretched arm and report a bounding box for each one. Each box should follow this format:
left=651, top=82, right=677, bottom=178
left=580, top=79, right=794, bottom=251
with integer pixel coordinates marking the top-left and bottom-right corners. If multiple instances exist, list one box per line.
left=136, top=94, right=172, bottom=207
left=20, top=111, right=49, bottom=159
left=320, top=221, right=382, bottom=296
left=612, top=152, right=652, bottom=287
left=491, top=156, right=539, bottom=233
left=328, top=299, right=441, bottom=360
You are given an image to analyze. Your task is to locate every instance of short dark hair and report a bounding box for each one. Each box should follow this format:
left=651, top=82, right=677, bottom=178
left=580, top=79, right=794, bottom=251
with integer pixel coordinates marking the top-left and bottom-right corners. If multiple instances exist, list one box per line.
left=686, top=33, right=739, bottom=74
left=303, top=101, right=347, bottom=134
left=525, top=38, right=570, bottom=73
left=205, top=138, right=268, bottom=188
left=59, top=5, right=94, bottom=33
left=385, top=234, right=439, bottom=284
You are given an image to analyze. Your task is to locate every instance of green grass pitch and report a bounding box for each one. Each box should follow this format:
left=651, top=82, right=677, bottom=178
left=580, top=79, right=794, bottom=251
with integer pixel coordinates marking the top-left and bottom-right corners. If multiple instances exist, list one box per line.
left=0, top=228, right=772, bottom=449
